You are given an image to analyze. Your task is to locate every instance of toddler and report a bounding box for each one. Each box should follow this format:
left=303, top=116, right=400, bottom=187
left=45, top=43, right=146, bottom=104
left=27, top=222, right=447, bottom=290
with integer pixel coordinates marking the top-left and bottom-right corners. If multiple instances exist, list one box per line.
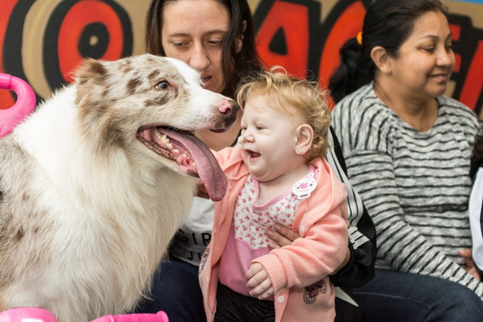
left=199, top=69, right=349, bottom=322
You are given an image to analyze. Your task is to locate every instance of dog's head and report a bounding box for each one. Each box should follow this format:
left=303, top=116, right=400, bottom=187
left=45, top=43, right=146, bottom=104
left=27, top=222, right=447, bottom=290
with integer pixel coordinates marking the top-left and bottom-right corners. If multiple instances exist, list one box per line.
left=74, top=54, right=239, bottom=201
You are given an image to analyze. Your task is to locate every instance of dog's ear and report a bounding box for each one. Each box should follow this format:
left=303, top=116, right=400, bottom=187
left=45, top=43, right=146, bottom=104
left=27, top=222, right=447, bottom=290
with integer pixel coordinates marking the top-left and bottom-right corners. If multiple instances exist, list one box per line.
left=74, top=59, right=112, bottom=107
left=75, top=59, right=109, bottom=87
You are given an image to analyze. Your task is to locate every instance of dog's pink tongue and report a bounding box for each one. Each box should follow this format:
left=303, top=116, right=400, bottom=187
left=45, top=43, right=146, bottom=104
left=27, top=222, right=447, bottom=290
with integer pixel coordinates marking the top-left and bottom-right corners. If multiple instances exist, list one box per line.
left=161, top=129, right=227, bottom=201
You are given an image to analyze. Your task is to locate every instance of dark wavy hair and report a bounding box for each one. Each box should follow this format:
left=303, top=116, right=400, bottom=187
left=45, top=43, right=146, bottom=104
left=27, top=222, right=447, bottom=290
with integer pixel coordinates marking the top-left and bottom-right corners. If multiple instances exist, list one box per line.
left=328, top=0, right=446, bottom=103
left=145, top=0, right=263, bottom=99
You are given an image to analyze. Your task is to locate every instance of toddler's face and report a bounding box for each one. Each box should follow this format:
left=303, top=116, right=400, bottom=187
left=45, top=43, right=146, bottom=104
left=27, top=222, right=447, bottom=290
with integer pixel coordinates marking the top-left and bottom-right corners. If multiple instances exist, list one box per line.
left=239, top=94, right=304, bottom=182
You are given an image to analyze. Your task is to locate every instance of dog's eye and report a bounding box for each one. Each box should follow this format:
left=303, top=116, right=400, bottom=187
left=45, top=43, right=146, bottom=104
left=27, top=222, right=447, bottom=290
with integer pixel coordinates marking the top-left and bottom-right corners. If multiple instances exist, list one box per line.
left=154, top=81, right=170, bottom=90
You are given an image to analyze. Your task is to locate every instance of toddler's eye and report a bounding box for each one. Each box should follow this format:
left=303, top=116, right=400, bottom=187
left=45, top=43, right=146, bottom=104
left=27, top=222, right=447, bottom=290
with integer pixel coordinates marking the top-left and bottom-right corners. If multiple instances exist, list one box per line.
left=154, top=81, right=170, bottom=90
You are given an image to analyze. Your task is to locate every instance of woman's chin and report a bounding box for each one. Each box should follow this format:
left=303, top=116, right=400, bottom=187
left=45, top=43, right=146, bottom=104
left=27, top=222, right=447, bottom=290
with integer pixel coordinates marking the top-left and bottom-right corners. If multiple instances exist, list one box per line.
left=205, top=82, right=226, bottom=95
left=428, top=81, right=450, bottom=98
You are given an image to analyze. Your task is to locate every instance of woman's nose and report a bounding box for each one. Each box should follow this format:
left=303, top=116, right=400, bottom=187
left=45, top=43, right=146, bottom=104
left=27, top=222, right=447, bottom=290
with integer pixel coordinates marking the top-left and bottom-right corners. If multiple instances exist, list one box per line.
left=189, top=44, right=210, bottom=72
left=437, top=47, right=455, bottom=68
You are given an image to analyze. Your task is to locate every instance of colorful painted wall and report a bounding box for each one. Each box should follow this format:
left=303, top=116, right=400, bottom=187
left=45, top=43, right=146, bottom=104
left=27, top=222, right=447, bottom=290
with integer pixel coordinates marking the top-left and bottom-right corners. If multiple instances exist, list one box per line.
left=2, top=0, right=483, bottom=116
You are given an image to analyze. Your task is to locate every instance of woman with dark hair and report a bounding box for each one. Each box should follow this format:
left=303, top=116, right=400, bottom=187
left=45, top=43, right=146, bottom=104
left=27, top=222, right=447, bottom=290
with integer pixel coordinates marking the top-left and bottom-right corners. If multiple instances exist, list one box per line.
left=330, top=0, right=483, bottom=320
left=136, top=1, right=376, bottom=321
left=145, top=0, right=260, bottom=100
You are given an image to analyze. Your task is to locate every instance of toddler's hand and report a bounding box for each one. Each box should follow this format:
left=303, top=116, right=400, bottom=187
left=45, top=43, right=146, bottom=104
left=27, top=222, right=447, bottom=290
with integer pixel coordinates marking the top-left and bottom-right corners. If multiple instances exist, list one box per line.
left=246, top=263, right=274, bottom=300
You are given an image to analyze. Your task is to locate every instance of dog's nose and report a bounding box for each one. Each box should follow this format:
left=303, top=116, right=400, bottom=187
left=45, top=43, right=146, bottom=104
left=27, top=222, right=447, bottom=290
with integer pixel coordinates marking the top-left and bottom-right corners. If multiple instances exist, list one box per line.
left=216, top=99, right=234, bottom=115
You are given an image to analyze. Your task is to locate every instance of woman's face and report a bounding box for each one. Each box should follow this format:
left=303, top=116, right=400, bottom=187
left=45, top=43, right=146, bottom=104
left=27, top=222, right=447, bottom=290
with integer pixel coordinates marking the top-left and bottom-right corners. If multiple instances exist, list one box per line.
left=162, top=0, right=230, bottom=94
left=388, top=10, right=455, bottom=100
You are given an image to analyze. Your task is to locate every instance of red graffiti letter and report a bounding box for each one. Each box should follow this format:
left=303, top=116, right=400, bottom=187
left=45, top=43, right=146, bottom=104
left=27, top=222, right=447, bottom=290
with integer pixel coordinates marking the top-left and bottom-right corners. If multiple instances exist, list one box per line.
left=318, top=1, right=365, bottom=90
left=459, top=40, right=483, bottom=111
left=58, top=0, right=125, bottom=83
left=256, top=1, right=310, bottom=78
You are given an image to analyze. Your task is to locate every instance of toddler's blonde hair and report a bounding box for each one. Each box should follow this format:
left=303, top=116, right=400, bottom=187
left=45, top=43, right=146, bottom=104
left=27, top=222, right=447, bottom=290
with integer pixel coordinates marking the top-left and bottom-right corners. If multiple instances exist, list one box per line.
left=236, top=67, right=332, bottom=160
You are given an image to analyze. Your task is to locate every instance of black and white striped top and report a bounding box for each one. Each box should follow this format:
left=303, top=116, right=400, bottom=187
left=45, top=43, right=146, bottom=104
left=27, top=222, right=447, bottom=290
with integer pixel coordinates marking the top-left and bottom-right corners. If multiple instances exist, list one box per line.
left=332, top=83, right=483, bottom=298
left=327, top=129, right=370, bottom=248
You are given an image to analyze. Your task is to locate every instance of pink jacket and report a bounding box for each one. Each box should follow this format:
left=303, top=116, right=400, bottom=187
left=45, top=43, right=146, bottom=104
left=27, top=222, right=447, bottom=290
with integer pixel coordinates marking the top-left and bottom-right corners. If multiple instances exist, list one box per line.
left=199, top=148, right=349, bottom=322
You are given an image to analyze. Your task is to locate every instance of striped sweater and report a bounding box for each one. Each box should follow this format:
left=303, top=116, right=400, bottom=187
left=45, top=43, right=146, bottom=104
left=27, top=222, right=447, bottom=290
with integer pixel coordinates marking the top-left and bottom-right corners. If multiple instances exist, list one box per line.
left=332, top=82, right=483, bottom=298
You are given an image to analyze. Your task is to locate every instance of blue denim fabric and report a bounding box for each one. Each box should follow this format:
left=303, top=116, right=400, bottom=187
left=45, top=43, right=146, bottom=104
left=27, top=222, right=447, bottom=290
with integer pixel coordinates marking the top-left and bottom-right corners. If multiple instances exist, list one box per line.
left=137, top=264, right=483, bottom=322
left=135, top=259, right=206, bottom=322
left=353, top=269, right=483, bottom=322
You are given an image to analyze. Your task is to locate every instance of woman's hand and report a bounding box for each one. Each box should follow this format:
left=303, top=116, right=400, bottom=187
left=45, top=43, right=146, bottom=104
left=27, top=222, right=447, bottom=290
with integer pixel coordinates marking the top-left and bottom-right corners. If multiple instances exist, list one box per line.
left=196, top=182, right=210, bottom=199
left=265, top=224, right=300, bottom=250
left=459, top=248, right=481, bottom=281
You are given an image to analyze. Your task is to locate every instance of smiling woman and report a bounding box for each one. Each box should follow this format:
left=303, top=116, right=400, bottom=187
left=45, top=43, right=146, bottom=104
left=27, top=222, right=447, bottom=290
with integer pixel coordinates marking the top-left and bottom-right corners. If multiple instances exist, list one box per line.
left=329, top=0, right=483, bottom=321
left=370, top=10, right=454, bottom=132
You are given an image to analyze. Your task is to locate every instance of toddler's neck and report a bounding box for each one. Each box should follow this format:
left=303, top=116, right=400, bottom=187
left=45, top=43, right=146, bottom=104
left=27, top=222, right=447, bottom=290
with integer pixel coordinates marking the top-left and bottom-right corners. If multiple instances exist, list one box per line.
left=257, top=163, right=310, bottom=203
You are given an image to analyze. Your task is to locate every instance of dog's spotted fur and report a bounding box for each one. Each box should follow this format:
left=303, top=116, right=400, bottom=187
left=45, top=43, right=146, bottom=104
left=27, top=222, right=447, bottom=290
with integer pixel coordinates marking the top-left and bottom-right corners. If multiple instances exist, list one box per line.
left=0, top=54, right=238, bottom=322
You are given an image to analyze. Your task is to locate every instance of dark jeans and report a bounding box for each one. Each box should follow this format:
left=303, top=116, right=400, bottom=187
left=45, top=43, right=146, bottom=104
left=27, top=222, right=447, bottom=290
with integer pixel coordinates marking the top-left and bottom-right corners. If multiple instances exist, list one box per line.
left=214, top=282, right=275, bottom=322
left=136, top=262, right=483, bottom=322
left=135, top=258, right=207, bottom=322
left=353, top=269, right=483, bottom=322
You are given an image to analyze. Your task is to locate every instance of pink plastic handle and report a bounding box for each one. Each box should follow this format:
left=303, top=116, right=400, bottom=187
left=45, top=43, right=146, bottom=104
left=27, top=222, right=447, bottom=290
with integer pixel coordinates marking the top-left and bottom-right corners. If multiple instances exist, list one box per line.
left=91, top=312, right=169, bottom=322
left=0, top=307, right=58, bottom=322
left=0, top=73, right=36, bottom=138
left=0, top=308, right=169, bottom=322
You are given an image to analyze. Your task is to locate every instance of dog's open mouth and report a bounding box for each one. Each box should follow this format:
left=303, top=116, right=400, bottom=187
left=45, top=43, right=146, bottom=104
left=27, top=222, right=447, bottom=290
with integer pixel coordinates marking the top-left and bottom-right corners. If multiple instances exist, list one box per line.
left=137, top=127, right=227, bottom=201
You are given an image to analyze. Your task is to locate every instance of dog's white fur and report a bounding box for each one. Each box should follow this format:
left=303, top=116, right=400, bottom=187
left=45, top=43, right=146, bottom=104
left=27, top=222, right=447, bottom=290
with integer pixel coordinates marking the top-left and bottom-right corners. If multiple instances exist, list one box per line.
left=0, top=54, right=237, bottom=322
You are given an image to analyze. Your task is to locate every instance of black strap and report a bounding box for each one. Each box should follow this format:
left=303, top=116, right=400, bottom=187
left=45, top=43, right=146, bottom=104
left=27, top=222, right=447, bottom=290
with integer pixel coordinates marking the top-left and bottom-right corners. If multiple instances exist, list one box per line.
left=330, top=126, right=348, bottom=174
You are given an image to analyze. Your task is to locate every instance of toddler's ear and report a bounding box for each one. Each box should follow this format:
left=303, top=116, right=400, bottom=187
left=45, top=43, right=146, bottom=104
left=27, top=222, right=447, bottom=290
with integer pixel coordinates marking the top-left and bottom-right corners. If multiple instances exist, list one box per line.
left=295, top=124, right=313, bottom=155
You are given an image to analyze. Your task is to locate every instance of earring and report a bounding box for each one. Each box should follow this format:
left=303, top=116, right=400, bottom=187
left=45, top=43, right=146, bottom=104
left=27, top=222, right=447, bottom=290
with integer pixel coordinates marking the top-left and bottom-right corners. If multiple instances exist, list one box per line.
left=296, top=150, right=300, bottom=154
left=386, top=70, right=390, bottom=74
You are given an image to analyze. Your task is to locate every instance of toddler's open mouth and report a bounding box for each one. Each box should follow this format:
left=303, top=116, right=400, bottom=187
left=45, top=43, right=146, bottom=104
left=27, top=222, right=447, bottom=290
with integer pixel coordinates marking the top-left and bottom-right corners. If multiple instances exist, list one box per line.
left=246, top=149, right=261, bottom=158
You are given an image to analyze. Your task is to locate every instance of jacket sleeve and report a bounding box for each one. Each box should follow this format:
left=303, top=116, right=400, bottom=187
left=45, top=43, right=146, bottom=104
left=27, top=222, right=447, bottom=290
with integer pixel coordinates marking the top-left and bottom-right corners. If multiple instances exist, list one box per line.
left=327, top=127, right=376, bottom=288
left=252, top=200, right=348, bottom=293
